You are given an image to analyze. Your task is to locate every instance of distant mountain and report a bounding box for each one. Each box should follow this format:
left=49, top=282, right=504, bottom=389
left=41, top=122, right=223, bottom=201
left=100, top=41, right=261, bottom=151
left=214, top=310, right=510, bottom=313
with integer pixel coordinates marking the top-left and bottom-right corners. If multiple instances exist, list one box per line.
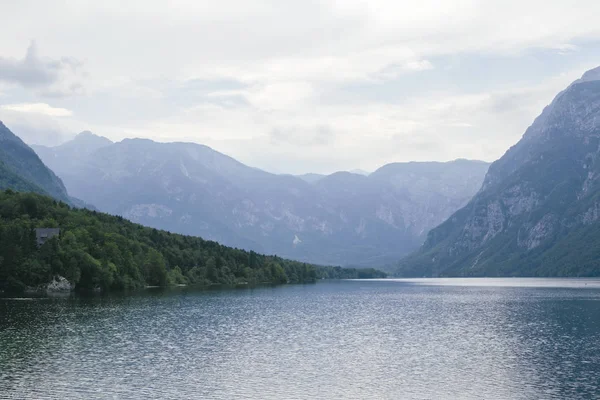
left=32, top=131, right=113, bottom=173
left=369, top=159, right=490, bottom=238
left=0, top=121, right=71, bottom=203
left=296, top=173, right=326, bottom=184
left=397, top=66, right=600, bottom=277
left=349, top=169, right=370, bottom=176
left=35, top=135, right=489, bottom=266
left=297, top=169, right=369, bottom=184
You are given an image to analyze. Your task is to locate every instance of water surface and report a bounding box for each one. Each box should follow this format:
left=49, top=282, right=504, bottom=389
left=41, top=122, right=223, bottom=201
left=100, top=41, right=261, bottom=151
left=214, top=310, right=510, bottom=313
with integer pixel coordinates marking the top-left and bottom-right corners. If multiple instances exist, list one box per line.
left=1, top=279, right=600, bottom=399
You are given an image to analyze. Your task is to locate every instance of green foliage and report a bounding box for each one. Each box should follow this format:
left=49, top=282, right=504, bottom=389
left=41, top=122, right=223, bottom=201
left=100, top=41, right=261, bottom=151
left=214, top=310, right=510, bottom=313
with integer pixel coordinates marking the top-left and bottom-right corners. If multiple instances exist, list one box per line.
left=167, top=266, right=188, bottom=286
left=0, top=191, right=386, bottom=292
left=314, top=266, right=387, bottom=280
left=0, top=162, right=47, bottom=195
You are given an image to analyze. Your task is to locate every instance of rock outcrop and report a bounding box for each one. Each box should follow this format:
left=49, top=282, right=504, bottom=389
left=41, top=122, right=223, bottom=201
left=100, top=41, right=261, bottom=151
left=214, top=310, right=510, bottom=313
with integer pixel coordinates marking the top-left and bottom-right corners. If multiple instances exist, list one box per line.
left=397, top=66, right=600, bottom=277
left=46, top=276, right=74, bottom=292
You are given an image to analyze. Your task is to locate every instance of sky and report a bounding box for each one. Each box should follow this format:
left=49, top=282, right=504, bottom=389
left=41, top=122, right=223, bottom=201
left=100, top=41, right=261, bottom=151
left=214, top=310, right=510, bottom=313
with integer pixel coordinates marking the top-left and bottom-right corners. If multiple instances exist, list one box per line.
left=0, top=1, right=600, bottom=175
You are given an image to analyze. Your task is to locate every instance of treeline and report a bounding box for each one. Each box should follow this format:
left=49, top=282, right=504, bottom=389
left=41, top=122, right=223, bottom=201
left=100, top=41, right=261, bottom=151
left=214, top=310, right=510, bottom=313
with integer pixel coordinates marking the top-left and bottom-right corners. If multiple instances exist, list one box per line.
left=0, top=191, right=385, bottom=292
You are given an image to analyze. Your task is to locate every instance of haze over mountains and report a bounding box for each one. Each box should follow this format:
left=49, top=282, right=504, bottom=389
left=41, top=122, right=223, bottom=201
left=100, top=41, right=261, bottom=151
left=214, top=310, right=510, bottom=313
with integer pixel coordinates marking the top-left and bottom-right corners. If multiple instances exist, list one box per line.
left=398, top=66, right=600, bottom=277
left=6, top=66, right=600, bottom=276
left=33, top=135, right=489, bottom=266
left=0, top=121, right=386, bottom=295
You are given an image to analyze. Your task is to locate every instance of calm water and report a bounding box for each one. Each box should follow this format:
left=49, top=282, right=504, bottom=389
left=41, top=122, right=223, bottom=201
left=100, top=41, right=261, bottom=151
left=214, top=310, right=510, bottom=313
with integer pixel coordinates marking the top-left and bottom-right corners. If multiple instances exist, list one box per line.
left=1, top=279, right=600, bottom=399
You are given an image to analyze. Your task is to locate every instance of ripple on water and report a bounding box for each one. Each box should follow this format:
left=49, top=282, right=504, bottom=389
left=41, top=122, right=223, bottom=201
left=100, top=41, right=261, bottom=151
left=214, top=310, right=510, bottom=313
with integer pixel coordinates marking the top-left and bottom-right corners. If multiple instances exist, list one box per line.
left=1, top=279, right=600, bottom=399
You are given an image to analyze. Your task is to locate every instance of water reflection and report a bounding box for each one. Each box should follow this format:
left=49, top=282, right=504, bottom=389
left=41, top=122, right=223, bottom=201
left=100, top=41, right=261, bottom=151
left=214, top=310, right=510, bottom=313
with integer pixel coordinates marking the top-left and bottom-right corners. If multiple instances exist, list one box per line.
left=1, top=280, right=599, bottom=399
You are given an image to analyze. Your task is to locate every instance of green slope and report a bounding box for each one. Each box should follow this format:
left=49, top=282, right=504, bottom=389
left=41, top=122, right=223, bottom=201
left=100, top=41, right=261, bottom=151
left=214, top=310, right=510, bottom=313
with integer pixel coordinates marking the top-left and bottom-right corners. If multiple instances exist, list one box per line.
left=0, top=160, right=48, bottom=195
left=0, top=191, right=386, bottom=292
left=0, top=121, right=71, bottom=203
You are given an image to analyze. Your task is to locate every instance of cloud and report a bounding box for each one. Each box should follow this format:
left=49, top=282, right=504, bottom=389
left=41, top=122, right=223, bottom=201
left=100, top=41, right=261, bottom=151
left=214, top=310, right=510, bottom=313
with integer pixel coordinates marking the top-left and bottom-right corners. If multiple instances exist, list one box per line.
left=245, top=81, right=316, bottom=110
left=1, top=103, right=73, bottom=117
left=550, top=43, right=579, bottom=55
left=0, top=109, right=73, bottom=146
left=167, top=78, right=251, bottom=108
left=0, top=41, right=83, bottom=96
left=0, top=102, right=80, bottom=146
left=373, top=60, right=434, bottom=81
left=270, top=125, right=335, bottom=147
left=2, top=1, right=600, bottom=173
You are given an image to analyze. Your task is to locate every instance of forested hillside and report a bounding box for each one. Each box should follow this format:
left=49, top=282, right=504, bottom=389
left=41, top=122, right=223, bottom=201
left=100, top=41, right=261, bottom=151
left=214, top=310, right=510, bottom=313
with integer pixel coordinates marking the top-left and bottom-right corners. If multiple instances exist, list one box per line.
left=0, top=161, right=45, bottom=194
left=0, top=191, right=385, bottom=292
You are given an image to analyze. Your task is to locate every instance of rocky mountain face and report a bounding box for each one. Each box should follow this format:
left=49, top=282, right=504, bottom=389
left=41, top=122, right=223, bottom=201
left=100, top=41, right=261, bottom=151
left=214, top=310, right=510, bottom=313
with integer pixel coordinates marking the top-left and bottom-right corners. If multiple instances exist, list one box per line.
left=0, top=121, right=71, bottom=203
left=34, top=133, right=488, bottom=266
left=397, top=66, right=600, bottom=277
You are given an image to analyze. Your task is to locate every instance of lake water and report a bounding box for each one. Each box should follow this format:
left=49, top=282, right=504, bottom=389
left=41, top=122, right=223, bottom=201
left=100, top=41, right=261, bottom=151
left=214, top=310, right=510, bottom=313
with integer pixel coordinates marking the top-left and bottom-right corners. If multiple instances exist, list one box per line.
left=1, top=278, right=600, bottom=399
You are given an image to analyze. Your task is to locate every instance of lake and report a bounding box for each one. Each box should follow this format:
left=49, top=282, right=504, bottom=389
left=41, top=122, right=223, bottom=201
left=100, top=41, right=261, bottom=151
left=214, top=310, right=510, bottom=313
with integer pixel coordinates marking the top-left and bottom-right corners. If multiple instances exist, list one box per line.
left=1, top=278, right=600, bottom=399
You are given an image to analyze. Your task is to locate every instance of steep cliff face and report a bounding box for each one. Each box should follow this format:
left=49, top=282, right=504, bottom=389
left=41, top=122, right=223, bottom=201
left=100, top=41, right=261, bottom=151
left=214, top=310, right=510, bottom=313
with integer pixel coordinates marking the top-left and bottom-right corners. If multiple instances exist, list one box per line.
left=34, top=134, right=488, bottom=267
left=398, top=66, right=600, bottom=277
left=370, top=159, right=489, bottom=239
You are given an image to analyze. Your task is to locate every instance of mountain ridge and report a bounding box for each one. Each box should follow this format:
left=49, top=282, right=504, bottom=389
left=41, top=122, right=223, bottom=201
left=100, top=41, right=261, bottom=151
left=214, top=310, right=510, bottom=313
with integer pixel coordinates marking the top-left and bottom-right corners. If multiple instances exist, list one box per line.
left=34, top=135, right=490, bottom=266
left=396, top=66, right=600, bottom=277
left=0, top=121, right=72, bottom=203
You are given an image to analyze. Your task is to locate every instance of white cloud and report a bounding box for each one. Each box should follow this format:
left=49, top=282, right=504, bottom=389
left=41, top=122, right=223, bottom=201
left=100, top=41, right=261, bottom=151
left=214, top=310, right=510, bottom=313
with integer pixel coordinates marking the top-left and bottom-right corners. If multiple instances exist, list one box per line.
left=1, top=103, right=73, bottom=117
left=244, top=81, right=316, bottom=110
left=0, top=41, right=84, bottom=97
left=1, top=1, right=600, bottom=173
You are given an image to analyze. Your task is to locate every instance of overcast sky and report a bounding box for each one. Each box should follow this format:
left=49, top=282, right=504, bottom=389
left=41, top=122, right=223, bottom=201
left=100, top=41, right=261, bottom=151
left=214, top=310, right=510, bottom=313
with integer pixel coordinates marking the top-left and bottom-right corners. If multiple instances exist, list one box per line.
left=1, top=0, right=599, bottom=174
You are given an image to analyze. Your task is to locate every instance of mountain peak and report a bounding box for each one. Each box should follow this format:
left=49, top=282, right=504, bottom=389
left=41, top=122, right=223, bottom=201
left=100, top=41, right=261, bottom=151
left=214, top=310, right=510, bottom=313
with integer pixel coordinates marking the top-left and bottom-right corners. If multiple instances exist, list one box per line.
left=349, top=169, right=370, bottom=176
left=398, top=66, right=600, bottom=277
left=73, top=130, right=113, bottom=145
left=580, top=66, right=600, bottom=82
left=120, top=137, right=156, bottom=145
left=0, top=120, right=21, bottom=142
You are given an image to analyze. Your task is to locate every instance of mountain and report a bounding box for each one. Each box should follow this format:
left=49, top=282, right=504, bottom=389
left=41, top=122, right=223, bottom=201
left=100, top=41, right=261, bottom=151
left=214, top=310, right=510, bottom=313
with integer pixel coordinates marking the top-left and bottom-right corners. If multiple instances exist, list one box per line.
left=0, top=160, right=44, bottom=194
left=34, top=135, right=489, bottom=266
left=397, top=66, right=600, bottom=277
left=297, top=169, right=369, bottom=184
left=0, top=121, right=71, bottom=203
left=32, top=131, right=113, bottom=173
left=0, top=190, right=386, bottom=292
left=296, top=173, right=326, bottom=183
left=349, top=169, right=370, bottom=176
left=369, top=159, right=490, bottom=238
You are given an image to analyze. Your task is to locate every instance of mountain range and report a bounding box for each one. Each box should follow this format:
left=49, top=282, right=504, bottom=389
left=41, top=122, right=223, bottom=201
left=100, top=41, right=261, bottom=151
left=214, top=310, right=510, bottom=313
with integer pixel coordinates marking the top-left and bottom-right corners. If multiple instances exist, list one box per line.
left=397, top=66, right=600, bottom=277
left=5, top=66, right=600, bottom=276
left=33, top=136, right=489, bottom=266
left=0, top=123, right=387, bottom=294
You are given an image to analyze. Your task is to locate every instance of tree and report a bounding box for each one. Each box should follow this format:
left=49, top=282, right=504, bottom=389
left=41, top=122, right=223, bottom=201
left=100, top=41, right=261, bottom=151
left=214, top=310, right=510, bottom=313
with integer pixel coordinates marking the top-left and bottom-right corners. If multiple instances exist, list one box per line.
left=143, top=248, right=168, bottom=286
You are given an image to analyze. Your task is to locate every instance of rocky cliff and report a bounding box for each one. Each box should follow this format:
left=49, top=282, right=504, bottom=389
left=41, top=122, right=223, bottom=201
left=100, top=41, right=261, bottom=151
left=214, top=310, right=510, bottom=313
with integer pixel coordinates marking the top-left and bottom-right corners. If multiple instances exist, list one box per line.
left=397, top=66, right=600, bottom=277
